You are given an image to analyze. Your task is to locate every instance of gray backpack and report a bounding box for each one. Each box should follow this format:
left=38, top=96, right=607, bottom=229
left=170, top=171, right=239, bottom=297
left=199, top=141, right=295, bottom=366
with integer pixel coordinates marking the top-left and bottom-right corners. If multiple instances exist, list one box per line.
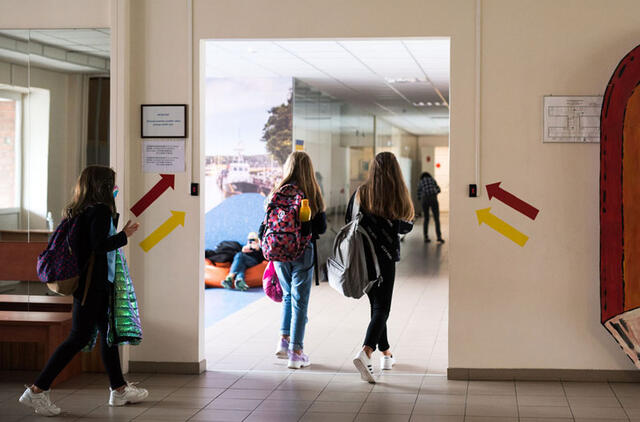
left=327, top=195, right=381, bottom=299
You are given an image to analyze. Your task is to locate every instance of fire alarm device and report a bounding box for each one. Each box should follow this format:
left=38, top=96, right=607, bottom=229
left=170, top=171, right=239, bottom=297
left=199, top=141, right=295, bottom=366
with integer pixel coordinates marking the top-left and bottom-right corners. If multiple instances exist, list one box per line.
left=469, top=184, right=477, bottom=197
left=191, top=183, right=199, bottom=196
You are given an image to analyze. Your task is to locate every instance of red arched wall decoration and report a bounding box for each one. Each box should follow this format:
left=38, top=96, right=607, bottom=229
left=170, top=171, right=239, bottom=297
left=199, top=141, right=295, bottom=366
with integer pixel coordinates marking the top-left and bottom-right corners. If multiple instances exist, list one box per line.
left=601, top=44, right=640, bottom=368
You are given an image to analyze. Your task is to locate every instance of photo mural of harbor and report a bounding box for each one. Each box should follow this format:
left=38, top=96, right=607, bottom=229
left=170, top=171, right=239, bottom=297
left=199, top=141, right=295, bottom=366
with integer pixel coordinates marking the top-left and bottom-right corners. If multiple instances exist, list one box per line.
left=204, top=77, right=292, bottom=250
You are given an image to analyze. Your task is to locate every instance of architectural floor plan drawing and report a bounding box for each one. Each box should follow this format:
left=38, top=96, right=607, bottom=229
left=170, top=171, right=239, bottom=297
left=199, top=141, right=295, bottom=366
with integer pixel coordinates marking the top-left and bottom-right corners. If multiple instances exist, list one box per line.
left=543, top=95, right=603, bottom=143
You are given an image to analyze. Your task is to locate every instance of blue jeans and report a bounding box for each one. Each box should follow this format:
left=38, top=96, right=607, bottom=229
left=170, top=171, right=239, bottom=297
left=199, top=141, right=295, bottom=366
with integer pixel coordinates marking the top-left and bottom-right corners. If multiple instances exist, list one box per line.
left=274, top=244, right=314, bottom=351
left=229, top=252, right=260, bottom=280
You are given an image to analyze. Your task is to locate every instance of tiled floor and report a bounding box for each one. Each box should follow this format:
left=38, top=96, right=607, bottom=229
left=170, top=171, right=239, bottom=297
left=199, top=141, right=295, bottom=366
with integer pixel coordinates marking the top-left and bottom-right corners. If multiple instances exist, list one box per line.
left=3, top=215, right=640, bottom=421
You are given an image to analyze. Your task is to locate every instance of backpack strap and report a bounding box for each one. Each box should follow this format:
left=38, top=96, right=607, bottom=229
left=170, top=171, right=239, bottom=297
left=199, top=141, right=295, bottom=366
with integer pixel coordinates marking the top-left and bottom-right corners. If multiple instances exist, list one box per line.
left=357, top=227, right=382, bottom=294
left=80, top=253, right=95, bottom=306
left=352, top=189, right=361, bottom=221
left=313, top=238, right=319, bottom=286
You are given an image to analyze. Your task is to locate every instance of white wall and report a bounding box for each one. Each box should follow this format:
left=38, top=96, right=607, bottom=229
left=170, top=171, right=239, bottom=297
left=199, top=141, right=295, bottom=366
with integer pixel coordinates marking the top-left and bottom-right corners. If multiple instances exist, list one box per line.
left=4, top=0, right=640, bottom=372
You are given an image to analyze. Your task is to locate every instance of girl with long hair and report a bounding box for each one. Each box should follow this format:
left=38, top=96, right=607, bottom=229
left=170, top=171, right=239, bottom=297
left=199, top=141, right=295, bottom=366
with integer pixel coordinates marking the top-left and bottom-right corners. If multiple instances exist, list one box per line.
left=265, top=151, right=326, bottom=369
left=19, top=165, right=148, bottom=416
left=348, top=152, right=414, bottom=383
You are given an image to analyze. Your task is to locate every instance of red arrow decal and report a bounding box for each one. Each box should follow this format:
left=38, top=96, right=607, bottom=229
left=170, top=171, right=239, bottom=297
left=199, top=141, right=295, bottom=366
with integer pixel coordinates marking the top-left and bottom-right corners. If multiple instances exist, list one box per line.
left=130, top=174, right=175, bottom=217
left=486, top=182, right=539, bottom=220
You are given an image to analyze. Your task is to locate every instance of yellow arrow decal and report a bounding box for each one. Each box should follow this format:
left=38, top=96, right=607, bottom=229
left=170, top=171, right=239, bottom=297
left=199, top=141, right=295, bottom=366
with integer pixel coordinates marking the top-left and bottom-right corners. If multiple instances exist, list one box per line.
left=139, top=211, right=186, bottom=252
left=476, top=207, right=529, bottom=247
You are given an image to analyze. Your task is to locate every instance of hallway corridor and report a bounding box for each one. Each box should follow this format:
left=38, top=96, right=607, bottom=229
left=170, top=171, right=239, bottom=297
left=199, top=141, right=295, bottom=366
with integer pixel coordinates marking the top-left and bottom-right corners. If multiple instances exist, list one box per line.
left=204, top=213, right=449, bottom=376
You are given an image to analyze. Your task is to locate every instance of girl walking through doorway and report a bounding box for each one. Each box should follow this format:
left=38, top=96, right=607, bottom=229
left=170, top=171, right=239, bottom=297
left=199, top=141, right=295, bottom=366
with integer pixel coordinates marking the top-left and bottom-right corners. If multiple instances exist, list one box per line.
left=347, top=152, right=414, bottom=383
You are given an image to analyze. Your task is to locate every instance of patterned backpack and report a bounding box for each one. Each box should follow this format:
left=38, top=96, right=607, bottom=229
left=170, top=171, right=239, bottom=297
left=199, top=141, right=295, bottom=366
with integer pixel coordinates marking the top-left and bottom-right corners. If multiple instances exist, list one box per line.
left=37, top=216, right=94, bottom=304
left=261, top=184, right=311, bottom=262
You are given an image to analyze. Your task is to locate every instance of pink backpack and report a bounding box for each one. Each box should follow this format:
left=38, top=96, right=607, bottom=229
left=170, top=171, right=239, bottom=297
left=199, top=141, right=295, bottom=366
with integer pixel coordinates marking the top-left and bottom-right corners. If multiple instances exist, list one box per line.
left=260, top=184, right=311, bottom=262
left=262, top=261, right=282, bottom=302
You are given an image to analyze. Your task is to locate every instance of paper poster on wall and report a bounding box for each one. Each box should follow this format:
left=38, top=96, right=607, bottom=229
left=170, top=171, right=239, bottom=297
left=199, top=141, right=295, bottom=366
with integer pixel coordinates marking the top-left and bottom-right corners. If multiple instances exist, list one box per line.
left=141, top=104, right=187, bottom=138
left=543, top=96, right=602, bottom=143
left=142, top=140, right=185, bottom=173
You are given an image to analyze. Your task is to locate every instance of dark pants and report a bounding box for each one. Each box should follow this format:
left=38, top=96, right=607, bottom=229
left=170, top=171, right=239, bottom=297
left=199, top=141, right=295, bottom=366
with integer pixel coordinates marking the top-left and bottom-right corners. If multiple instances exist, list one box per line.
left=422, top=196, right=441, bottom=240
left=363, top=259, right=396, bottom=352
left=35, top=288, right=126, bottom=390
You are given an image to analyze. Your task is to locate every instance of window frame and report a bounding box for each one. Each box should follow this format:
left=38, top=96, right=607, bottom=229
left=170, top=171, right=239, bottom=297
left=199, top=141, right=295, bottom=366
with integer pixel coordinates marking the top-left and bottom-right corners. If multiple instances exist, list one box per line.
left=0, top=89, right=23, bottom=214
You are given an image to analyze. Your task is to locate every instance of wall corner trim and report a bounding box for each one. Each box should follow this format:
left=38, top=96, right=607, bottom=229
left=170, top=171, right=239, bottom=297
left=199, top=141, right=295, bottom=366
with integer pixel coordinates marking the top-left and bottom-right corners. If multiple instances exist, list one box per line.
left=128, top=360, right=206, bottom=375
left=448, top=368, right=640, bottom=382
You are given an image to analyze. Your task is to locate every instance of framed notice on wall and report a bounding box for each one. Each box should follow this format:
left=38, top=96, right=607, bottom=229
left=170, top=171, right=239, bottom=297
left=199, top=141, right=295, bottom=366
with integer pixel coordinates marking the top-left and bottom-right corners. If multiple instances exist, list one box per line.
left=141, top=104, right=187, bottom=138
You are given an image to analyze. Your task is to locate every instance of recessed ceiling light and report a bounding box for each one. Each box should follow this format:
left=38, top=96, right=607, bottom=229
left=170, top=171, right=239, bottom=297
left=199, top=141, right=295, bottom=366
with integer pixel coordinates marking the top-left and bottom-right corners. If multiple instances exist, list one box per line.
left=412, top=102, right=426, bottom=107
left=426, top=102, right=433, bottom=106
left=434, top=102, right=441, bottom=106
left=384, top=77, right=425, bottom=84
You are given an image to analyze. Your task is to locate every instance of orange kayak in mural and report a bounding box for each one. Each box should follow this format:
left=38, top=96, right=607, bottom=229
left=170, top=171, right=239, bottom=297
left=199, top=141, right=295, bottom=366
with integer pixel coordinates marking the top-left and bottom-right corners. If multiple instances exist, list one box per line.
left=204, top=258, right=268, bottom=288
left=600, top=44, right=640, bottom=368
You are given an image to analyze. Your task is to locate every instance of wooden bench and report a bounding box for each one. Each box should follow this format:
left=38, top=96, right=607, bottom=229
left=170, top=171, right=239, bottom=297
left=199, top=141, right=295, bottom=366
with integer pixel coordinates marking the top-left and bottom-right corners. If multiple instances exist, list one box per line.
left=0, top=295, right=73, bottom=312
left=0, top=241, right=105, bottom=376
left=0, top=311, right=81, bottom=386
left=0, top=241, right=46, bottom=282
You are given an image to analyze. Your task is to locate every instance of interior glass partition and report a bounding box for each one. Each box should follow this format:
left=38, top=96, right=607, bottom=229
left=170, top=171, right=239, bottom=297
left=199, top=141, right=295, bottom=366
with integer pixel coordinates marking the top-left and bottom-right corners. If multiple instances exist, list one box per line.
left=0, top=28, right=110, bottom=372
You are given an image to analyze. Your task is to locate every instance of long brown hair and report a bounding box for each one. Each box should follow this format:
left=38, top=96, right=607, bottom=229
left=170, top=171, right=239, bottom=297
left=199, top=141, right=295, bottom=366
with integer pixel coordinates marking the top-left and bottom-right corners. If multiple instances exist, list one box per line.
left=64, top=165, right=116, bottom=219
left=270, top=151, right=325, bottom=215
left=358, top=152, right=414, bottom=221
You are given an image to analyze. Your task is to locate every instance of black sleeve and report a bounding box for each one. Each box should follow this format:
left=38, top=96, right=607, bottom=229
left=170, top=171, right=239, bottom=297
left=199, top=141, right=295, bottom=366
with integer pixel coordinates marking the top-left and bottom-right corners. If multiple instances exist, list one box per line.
left=302, top=211, right=326, bottom=238
left=312, top=212, right=326, bottom=236
left=397, top=219, right=414, bottom=235
left=345, top=193, right=356, bottom=224
left=89, top=205, right=128, bottom=253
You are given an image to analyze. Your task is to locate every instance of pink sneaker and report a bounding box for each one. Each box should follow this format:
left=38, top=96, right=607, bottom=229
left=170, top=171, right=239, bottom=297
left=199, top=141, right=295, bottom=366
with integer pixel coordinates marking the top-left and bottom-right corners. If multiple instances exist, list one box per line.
left=287, top=350, right=310, bottom=369
left=275, top=338, right=289, bottom=359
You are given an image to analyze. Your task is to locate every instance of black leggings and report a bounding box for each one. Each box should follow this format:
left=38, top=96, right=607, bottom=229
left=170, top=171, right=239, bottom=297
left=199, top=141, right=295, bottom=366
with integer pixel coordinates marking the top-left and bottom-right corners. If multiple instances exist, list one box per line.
left=422, top=197, right=441, bottom=240
left=363, top=259, right=396, bottom=352
left=35, top=289, right=126, bottom=390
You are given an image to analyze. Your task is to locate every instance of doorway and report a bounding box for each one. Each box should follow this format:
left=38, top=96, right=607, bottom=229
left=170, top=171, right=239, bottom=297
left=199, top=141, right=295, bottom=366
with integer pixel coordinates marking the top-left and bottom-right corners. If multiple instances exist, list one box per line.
left=201, top=38, right=450, bottom=375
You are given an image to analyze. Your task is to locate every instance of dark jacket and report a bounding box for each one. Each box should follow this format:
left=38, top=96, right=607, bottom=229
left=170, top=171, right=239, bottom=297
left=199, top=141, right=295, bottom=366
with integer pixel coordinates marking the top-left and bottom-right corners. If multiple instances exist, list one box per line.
left=73, top=204, right=128, bottom=301
left=346, top=192, right=413, bottom=263
left=302, top=212, right=327, bottom=240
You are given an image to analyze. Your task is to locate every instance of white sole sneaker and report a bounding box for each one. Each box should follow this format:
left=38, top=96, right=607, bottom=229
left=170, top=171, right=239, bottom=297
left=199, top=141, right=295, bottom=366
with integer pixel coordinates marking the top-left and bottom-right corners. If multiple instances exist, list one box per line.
left=287, top=359, right=311, bottom=369
left=109, top=383, right=149, bottom=406
left=381, top=355, right=395, bottom=370
left=353, top=350, right=376, bottom=383
left=18, top=387, right=61, bottom=417
left=275, top=338, right=289, bottom=360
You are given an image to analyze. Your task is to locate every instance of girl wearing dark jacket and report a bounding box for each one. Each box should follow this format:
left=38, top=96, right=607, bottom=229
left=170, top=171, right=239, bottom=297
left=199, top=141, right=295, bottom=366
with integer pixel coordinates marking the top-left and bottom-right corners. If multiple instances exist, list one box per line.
left=19, top=165, right=148, bottom=416
left=348, top=152, right=414, bottom=383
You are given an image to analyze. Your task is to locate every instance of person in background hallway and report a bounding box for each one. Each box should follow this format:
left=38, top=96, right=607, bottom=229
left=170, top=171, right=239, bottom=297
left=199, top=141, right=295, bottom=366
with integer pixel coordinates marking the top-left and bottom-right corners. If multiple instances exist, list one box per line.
left=265, top=152, right=326, bottom=369
left=222, top=232, right=264, bottom=291
left=417, top=172, right=444, bottom=243
left=19, top=165, right=148, bottom=417
left=347, top=152, right=414, bottom=383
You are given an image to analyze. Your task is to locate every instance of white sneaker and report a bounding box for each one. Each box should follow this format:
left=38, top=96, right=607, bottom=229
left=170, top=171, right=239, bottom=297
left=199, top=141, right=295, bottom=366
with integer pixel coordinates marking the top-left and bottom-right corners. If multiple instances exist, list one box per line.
left=381, top=355, right=395, bottom=370
left=275, top=337, right=289, bottom=360
left=18, top=386, right=61, bottom=416
left=353, top=350, right=376, bottom=383
left=109, top=382, right=149, bottom=406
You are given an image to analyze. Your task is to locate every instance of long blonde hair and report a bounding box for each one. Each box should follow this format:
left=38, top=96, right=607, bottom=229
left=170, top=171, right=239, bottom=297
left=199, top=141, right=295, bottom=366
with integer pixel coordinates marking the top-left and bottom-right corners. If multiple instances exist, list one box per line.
left=358, top=152, right=414, bottom=221
left=271, top=151, right=325, bottom=215
left=65, top=165, right=116, bottom=219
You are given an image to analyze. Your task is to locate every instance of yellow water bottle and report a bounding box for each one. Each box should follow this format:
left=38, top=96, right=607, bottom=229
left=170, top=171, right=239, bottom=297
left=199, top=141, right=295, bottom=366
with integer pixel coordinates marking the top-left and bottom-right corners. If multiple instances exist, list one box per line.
left=299, top=199, right=311, bottom=222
